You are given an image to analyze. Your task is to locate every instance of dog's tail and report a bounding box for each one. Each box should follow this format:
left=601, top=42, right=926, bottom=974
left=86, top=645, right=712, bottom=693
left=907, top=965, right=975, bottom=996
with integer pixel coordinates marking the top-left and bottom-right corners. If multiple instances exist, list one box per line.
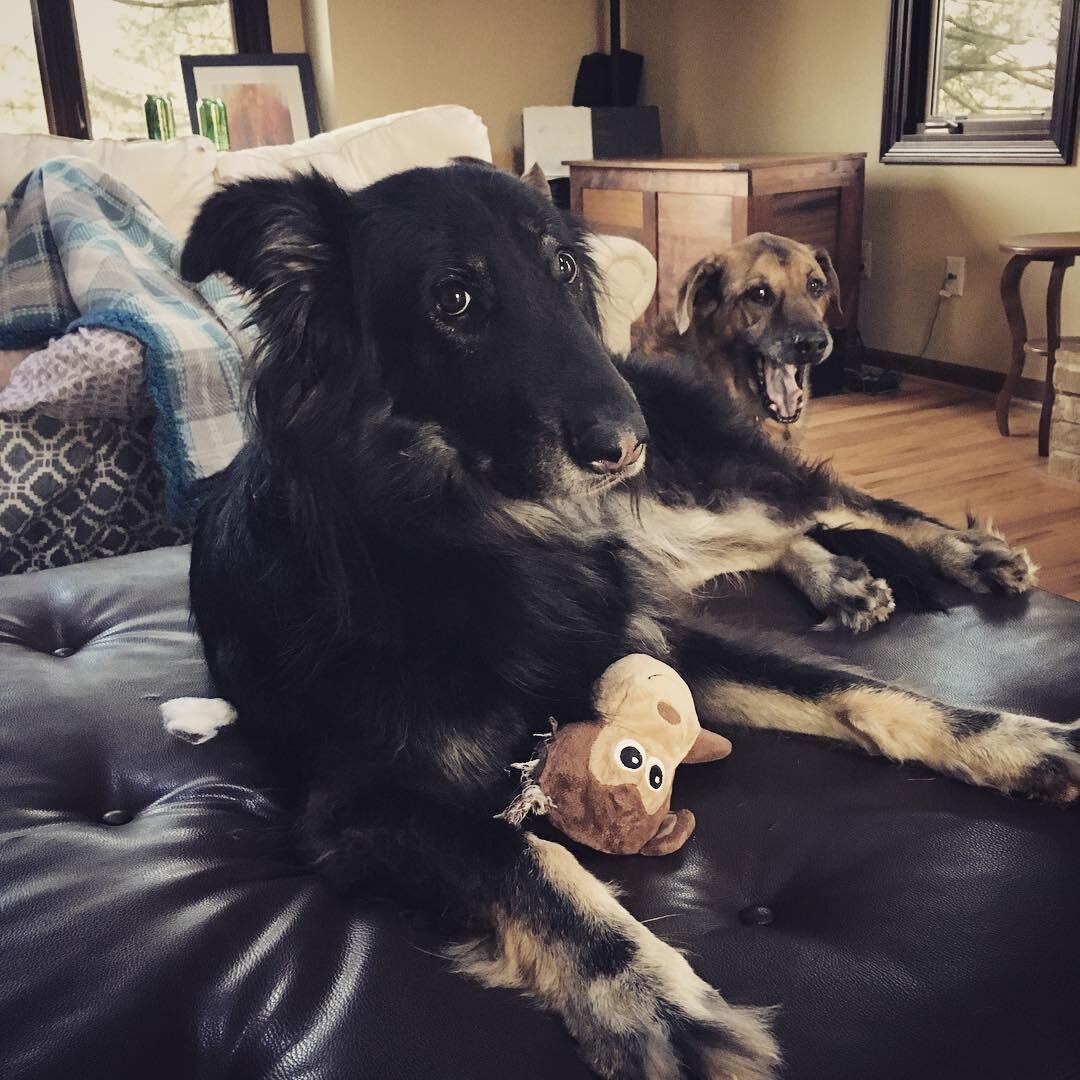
left=808, top=524, right=950, bottom=613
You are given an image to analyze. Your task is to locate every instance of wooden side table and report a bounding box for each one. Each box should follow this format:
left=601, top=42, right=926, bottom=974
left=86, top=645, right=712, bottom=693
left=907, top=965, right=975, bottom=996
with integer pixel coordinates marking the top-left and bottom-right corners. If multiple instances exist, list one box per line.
left=997, top=232, right=1080, bottom=458
left=568, top=153, right=865, bottom=333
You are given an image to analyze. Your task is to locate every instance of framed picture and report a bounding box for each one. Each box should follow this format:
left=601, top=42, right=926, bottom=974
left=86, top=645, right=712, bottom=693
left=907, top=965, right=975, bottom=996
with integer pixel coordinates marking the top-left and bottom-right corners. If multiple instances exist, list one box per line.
left=180, top=53, right=320, bottom=150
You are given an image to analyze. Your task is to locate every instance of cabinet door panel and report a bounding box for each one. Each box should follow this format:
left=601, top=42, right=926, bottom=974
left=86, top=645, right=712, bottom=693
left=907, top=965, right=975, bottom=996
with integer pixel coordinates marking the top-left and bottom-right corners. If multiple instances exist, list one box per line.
left=581, top=187, right=653, bottom=249
left=656, top=193, right=737, bottom=317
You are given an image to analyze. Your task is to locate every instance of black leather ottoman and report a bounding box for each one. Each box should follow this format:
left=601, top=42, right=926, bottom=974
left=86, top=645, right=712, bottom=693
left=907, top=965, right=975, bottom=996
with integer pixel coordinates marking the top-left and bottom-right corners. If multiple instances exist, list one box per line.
left=1, top=546, right=1078, bottom=1080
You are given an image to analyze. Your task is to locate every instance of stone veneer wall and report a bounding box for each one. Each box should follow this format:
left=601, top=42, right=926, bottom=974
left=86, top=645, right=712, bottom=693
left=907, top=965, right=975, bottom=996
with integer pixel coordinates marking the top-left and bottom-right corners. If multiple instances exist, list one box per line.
left=1050, top=350, right=1080, bottom=482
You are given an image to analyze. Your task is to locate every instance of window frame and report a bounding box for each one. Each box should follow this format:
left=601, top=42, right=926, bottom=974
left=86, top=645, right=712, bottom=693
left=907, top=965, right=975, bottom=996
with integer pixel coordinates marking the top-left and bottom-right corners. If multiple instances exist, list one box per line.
left=30, top=0, right=272, bottom=140
left=880, top=0, right=1080, bottom=165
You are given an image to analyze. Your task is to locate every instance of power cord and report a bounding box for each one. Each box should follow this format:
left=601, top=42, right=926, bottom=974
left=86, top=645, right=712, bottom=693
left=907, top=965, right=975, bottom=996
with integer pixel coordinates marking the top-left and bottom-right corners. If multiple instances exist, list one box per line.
left=918, top=271, right=958, bottom=357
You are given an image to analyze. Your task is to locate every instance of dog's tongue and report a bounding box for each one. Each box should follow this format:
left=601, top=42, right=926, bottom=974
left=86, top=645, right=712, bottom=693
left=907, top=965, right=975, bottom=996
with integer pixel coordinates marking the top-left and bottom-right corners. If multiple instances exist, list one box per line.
left=764, top=363, right=803, bottom=419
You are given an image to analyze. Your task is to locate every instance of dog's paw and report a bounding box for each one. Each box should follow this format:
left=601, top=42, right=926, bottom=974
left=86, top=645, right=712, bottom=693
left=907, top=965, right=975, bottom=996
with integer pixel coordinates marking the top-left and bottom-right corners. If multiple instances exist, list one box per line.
left=574, top=933, right=781, bottom=1080
left=1003, top=718, right=1080, bottom=806
left=948, top=712, right=1080, bottom=806
left=815, top=555, right=896, bottom=633
left=930, top=520, right=1037, bottom=595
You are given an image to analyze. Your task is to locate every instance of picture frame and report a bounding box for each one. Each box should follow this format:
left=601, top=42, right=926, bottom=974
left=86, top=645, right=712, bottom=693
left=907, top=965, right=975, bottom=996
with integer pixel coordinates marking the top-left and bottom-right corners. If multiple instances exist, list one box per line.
left=180, top=53, right=321, bottom=150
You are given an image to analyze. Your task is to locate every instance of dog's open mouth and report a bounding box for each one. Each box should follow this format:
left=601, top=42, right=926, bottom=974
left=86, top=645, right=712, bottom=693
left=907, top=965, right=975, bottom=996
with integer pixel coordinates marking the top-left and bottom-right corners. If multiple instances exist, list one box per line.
left=754, top=357, right=805, bottom=425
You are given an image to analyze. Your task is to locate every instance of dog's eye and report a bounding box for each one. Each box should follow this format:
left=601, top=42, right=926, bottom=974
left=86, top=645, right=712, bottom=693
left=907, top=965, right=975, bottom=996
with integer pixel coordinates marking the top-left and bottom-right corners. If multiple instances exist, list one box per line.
left=555, top=249, right=578, bottom=284
left=647, top=759, right=665, bottom=790
left=434, top=279, right=472, bottom=317
left=615, top=739, right=644, bottom=771
left=808, top=278, right=826, bottom=297
left=744, top=284, right=773, bottom=305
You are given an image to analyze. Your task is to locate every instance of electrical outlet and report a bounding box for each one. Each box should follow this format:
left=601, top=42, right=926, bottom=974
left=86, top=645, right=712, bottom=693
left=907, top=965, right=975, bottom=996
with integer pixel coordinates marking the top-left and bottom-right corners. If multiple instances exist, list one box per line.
left=943, top=255, right=965, bottom=297
left=861, top=240, right=872, bottom=281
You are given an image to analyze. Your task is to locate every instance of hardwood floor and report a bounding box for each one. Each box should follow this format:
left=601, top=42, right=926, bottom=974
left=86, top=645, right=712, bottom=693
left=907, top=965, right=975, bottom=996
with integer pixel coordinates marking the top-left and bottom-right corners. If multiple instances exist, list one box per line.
left=802, top=376, right=1080, bottom=601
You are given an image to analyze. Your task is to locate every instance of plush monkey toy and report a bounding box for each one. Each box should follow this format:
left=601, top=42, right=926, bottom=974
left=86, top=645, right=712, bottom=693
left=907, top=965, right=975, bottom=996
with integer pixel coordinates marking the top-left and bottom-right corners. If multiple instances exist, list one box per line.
left=503, top=654, right=732, bottom=856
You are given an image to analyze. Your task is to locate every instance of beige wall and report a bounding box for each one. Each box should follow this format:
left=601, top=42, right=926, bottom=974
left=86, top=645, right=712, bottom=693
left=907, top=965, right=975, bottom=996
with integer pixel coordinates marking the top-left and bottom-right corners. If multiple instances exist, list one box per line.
left=309, top=1, right=606, bottom=170
left=626, top=0, right=1080, bottom=379
left=267, top=0, right=306, bottom=52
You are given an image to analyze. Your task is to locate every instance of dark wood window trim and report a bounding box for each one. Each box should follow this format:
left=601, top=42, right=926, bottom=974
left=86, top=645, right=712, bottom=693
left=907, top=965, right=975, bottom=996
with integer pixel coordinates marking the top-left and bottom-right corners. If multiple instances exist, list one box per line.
left=881, top=0, right=1080, bottom=165
left=30, top=0, right=272, bottom=139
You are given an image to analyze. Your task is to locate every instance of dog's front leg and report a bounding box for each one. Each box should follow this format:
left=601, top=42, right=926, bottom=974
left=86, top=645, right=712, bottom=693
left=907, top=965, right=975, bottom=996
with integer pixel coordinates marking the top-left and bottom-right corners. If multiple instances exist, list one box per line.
left=819, top=486, right=1037, bottom=596
left=301, top=791, right=779, bottom=1080
left=675, top=620, right=1080, bottom=804
left=777, top=534, right=895, bottom=632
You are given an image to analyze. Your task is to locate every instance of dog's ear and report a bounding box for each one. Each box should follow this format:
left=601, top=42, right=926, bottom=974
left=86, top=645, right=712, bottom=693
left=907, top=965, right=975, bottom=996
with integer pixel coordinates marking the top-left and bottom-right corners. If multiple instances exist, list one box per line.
left=521, top=162, right=553, bottom=200
left=812, top=246, right=843, bottom=316
left=674, top=255, right=727, bottom=335
left=183, top=173, right=369, bottom=628
left=181, top=171, right=351, bottom=302
left=181, top=172, right=367, bottom=450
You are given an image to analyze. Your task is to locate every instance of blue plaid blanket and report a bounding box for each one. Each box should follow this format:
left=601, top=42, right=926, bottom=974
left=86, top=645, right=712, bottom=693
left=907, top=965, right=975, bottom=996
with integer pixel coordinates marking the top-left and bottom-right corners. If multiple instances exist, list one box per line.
left=0, top=157, right=256, bottom=521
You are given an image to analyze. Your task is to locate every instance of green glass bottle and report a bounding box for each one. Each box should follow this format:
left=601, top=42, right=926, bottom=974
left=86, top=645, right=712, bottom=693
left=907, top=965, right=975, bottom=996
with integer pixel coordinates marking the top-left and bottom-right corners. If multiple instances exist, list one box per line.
left=144, top=95, right=175, bottom=141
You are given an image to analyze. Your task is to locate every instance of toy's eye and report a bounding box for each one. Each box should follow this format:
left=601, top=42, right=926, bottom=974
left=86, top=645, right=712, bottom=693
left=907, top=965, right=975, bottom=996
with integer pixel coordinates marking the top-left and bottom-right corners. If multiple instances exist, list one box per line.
left=647, top=759, right=665, bottom=790
left=615, top=739, right=644, bottom=771
left=556, top=249, right=578, bottom=284
left=434, top=279, right=471, bottom=317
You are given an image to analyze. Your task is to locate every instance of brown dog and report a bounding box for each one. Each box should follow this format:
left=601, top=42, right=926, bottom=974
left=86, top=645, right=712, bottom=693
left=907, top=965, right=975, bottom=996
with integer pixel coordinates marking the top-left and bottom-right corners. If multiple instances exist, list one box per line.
left=641, top=232, right=841, bottom=443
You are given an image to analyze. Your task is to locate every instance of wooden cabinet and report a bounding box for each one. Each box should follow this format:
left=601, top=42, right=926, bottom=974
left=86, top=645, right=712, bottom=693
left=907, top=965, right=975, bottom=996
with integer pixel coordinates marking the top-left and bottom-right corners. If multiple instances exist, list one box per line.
left=569, top=153, right=865, bottom=331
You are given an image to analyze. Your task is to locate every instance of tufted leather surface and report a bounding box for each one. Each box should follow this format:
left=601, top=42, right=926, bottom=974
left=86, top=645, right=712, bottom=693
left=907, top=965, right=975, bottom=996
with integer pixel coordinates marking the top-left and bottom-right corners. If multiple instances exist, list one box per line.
left=1, top=547, right=1078, bottom=1080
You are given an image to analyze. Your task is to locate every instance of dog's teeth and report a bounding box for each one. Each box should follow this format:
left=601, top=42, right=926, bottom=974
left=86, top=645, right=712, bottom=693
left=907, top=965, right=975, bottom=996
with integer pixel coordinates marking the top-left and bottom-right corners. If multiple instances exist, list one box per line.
left=769, top=402, right=779, bottom=412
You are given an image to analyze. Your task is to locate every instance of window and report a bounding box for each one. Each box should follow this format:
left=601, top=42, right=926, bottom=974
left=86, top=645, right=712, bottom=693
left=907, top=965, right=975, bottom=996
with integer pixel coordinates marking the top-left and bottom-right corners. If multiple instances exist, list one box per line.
left=2, top=0, right=271, bottom=140
left=881, top=0, right=1080, bottom=164
left=0, top=3, right=49, bottom=133
left=74, top=0, right=235, bottom=139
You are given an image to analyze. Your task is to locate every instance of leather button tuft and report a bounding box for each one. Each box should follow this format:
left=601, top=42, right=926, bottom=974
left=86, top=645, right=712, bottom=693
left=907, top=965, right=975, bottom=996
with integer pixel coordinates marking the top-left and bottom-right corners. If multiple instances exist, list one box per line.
left=53, top=646, right=74, bottom=657
left=102, top=810, right=132, bottom=826
left=738, top=905, right=774, bottom=926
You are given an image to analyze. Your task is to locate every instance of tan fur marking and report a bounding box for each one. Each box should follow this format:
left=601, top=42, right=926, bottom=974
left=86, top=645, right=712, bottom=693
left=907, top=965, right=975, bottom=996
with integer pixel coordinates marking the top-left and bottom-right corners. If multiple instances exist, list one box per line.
left=449, top=836, right=781, bottom=1079
left=631, top=498, right=800, bottom=590
left=702, top=680, right=1080, bottom=798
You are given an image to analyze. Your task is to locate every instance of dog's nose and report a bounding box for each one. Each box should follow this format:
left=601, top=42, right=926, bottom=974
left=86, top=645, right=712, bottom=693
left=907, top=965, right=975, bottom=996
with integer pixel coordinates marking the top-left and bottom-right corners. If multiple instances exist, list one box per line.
left=576, top=426, right=646, bottom=474
left=794, top=334, right=829, bottom=362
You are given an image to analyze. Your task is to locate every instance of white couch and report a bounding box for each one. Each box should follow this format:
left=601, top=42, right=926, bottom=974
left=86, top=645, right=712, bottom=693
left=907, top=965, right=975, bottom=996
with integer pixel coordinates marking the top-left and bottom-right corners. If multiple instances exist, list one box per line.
left=0, top=105, right=656, bottom=354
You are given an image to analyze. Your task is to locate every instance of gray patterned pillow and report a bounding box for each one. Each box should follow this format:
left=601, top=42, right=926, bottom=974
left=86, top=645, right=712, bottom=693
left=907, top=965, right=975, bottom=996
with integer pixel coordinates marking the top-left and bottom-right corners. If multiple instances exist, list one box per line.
left=0, top=409, right=189, bottom=575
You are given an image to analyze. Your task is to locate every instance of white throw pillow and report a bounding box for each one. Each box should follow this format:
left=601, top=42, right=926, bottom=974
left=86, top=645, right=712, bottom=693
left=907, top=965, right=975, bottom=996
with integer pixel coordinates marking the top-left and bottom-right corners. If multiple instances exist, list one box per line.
left=215, top=104, right=492, bottom=191
left=0, top=132, right=218, bottom=243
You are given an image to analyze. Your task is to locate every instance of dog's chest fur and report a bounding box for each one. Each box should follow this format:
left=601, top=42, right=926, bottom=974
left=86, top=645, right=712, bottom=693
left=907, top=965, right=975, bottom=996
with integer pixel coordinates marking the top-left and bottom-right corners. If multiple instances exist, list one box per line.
left=510, top=491, right=792, bottom=598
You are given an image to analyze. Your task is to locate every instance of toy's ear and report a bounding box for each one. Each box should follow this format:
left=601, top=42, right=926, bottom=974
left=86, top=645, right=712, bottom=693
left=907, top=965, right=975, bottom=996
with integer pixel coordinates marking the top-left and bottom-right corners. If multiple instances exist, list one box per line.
left=684, top=728, right=732, bottom=764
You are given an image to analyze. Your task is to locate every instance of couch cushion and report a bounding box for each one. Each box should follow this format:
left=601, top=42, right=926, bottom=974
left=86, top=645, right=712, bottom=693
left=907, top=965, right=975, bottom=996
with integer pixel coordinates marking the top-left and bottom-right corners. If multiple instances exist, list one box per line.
left=0, top=134, right=217, bottom=244
left=215, top=104, right=492, bottom=191
left=1, top=548, right=1078, bottom=1080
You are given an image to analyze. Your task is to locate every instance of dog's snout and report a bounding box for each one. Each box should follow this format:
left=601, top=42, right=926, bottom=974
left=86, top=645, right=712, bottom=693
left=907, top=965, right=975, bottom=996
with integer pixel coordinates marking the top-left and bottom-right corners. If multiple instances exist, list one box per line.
left=793, top=333, right=830, bottom=363
left=576, top=425, right=647, bottom=475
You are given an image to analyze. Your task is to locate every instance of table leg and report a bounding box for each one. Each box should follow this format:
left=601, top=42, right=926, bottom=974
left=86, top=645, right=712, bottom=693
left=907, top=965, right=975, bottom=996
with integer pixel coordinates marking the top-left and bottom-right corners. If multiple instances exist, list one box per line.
left=1040, top=256, right=1074, bottom=457
left=997, top=254, right=1031, bottom=437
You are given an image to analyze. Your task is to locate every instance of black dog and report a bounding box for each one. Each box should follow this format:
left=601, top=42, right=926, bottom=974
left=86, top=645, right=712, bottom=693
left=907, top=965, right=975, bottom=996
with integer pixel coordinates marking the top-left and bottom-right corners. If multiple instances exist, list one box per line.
left=182, top=162, right=1069, bottom=1080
